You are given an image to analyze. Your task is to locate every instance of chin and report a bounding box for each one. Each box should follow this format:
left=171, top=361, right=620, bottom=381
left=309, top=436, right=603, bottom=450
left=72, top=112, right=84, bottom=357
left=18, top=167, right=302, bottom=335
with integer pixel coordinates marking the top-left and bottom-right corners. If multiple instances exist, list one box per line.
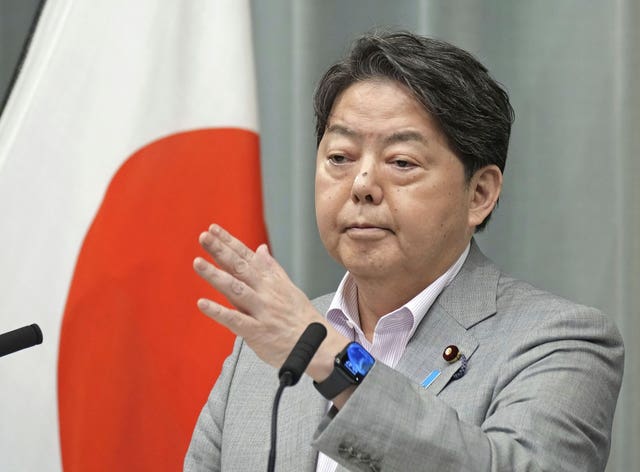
left=341, top=256, right=390, bottom=278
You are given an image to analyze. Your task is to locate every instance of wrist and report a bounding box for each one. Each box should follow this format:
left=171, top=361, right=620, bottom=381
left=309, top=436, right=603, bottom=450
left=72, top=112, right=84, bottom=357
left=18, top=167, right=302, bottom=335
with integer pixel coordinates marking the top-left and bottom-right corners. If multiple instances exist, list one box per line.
left=306, top=332, right=350, bottom=383
left=313, top=341, right=376, bottom=400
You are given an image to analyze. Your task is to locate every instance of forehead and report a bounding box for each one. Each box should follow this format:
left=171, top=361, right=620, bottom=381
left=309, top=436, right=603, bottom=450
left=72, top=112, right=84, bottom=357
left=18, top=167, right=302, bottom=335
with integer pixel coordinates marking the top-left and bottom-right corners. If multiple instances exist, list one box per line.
left=325, top=79, right=440, bottom=142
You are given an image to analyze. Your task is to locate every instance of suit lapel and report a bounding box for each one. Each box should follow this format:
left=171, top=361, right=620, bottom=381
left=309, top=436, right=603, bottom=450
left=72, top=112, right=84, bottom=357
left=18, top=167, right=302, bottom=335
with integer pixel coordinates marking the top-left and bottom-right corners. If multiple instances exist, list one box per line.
left=395, top=304, right=479, bottom=394
left=436, top=240, right=499, bottom=330
left=395, top=241, right=499, bottom=395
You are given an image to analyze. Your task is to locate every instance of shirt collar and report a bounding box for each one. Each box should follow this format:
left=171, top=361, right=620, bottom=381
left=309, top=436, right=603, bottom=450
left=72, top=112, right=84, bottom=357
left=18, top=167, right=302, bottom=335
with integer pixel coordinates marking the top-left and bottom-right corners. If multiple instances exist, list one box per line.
left=326, top=243, right=470, bottom=338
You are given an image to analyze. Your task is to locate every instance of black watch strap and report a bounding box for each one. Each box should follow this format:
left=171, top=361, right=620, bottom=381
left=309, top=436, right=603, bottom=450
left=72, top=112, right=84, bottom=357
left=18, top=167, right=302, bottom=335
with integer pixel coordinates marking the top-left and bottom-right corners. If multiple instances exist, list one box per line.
left=313, top=362, right=355, bottom=399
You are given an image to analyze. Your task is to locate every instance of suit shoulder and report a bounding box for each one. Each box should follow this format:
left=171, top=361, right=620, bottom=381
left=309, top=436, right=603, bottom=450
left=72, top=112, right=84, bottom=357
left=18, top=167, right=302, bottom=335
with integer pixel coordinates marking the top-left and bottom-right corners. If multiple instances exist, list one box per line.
left=494, top=273, right=623, bottom=346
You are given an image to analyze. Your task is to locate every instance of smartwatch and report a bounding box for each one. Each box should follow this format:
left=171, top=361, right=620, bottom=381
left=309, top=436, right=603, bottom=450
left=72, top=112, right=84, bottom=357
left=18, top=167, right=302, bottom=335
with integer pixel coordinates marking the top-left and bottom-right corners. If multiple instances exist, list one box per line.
left=313, top=342, right=375, bottom=400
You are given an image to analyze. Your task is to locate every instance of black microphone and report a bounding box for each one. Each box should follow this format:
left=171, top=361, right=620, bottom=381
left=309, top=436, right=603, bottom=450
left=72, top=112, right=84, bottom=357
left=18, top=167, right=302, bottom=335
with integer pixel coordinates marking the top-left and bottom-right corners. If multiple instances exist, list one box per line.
left=269, top=322, right=327, bottom=472
left=278, top=322, right=327, bottom=386
left=0, top=323, right=43, bottom=358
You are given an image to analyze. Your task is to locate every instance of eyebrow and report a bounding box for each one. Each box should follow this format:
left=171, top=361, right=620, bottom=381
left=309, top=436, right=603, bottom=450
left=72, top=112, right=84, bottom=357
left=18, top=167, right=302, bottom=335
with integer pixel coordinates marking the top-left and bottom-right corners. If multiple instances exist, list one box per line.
left=324, top=124, right=429, bottom=146
left=325, top=124, right=358, bottom=138
left=383, top=131, right=429, bottom=146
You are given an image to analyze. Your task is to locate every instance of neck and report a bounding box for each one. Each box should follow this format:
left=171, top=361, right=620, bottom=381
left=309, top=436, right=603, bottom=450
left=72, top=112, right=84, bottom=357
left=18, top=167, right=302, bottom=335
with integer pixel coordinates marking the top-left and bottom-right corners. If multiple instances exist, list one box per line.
left=354, top=276, right=428, bottom=341
left=352, top=241, right=471, bottom=339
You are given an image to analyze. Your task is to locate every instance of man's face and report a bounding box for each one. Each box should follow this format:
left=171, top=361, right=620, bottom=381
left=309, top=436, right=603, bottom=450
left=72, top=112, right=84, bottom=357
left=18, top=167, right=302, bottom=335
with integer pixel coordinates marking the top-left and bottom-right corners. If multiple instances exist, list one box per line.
left=315, top=79, right=477, bottom=293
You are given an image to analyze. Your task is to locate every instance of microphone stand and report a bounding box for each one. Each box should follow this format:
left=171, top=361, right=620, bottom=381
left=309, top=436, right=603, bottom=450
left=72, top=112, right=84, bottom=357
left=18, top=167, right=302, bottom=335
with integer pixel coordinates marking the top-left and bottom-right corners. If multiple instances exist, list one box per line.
left=268, top=323, right=327, bottom=472
left=268, top=374, right=292, bottom=472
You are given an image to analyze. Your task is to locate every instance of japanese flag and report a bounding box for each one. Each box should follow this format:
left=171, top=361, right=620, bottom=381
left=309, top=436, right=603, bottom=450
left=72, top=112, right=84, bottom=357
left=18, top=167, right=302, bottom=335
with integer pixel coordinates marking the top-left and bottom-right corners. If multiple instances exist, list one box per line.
left=0, top=0, right=267, bottom=470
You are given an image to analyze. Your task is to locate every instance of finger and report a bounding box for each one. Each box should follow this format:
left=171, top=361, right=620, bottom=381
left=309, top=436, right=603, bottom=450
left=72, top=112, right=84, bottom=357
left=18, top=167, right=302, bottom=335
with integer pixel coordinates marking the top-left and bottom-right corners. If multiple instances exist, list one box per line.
left=208, top=225, right=282, bottom=278
left=208, top=224, right=254, bottom=261
left=253, top=243, right=293, bottom=283
left=193, top=256, right=258, bottom=313
left=196, top=298, right=258, bottom=338
left=199, top=230, right=255, bottom=284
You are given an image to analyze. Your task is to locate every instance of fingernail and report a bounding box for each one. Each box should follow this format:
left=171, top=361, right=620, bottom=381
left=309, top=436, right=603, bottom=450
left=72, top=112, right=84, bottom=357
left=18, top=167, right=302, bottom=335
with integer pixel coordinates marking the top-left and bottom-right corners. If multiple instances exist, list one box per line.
left=212, top=224, right=230, bottom=241
left=194, top=257, right=207, bottom=271
left=197, top=299, right=209, bottom=309
left=199, top=232, right=213, bottom=246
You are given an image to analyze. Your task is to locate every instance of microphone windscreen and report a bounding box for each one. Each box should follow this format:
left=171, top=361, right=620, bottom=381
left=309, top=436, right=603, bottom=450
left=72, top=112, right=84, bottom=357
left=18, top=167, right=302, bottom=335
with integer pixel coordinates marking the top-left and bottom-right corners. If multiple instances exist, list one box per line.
left=0, top=324, right=43, bottom=357
left=278, top=322, right=327, bottom=386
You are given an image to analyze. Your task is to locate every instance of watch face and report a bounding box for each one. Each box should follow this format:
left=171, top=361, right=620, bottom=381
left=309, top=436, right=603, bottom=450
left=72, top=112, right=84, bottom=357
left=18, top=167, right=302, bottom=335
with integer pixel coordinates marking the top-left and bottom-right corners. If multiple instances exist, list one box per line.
left=340, top=343, right=375, bottom=381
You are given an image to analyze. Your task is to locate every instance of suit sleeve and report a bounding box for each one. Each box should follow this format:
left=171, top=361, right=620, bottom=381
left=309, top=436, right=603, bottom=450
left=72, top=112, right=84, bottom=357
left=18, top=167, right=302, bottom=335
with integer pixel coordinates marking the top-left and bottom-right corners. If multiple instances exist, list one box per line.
left=312, top=306, right=624, bottom=472
left=184, top=337, right=243, bottom=472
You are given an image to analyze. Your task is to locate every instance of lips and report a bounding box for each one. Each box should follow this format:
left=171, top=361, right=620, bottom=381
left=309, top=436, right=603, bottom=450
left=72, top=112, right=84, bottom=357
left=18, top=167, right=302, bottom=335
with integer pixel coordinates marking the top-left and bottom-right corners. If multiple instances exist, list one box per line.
left=343, top=222, right=394, bottom=234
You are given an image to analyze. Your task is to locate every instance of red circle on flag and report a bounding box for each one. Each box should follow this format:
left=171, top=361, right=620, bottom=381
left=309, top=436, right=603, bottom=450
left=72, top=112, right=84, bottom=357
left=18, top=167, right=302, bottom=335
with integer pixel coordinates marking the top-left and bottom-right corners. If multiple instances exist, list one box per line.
left=58, top=128, right=267, bottom=471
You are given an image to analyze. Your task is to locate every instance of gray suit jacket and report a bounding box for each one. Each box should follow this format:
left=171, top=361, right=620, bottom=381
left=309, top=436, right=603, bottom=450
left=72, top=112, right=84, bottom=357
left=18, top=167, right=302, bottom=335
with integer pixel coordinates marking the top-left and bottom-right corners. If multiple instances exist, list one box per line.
left=184, top=243, right=624, bottom=471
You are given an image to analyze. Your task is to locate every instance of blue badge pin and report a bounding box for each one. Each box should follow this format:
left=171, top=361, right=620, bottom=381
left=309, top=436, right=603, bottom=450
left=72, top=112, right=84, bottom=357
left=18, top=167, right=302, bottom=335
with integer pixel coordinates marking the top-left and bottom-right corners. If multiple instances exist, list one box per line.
left=421, top=369, right=441, bottom=389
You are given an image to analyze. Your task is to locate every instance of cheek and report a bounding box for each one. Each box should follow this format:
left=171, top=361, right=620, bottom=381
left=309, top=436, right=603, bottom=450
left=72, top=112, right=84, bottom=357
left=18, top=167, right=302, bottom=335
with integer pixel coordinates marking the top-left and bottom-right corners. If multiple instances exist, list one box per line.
left=315, top=204, right=339, bottom=257
left=315, top=169, right=333, bottom=203
left=315, top=172, right=346, bottom=221
left=391, top=189, right=460, bottom=235
left=315, top=189, right=337, bottom=234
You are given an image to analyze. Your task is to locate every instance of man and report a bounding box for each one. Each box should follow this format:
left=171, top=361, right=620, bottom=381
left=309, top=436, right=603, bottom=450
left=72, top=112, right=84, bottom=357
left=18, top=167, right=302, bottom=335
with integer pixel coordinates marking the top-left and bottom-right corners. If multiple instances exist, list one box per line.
left=185, top=31, right=623, bottom=471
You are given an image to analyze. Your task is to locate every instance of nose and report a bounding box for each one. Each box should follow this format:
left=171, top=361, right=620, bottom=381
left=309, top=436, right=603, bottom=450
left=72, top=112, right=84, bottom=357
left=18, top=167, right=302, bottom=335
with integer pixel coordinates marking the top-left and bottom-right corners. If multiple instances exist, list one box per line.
left=351, top=165, right=382, bottom=204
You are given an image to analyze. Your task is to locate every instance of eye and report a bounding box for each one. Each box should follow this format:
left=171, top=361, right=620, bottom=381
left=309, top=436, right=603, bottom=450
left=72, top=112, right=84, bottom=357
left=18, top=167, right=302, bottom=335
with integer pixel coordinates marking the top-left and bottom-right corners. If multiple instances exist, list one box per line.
left=391, top=158, right=416, bottom=169
left=328, top=154, right=349, bottom=164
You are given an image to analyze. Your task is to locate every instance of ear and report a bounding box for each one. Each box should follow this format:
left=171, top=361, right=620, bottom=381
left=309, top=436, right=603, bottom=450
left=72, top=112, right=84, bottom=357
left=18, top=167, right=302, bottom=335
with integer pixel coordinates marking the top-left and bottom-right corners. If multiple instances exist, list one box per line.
left=467, top=165, right=503, bottom=229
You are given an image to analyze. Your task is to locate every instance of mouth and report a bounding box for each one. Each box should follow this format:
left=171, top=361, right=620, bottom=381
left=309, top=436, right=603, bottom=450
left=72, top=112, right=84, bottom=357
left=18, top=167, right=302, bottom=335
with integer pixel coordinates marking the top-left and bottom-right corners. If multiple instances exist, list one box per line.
left=343, top=223, right=394, bottom=235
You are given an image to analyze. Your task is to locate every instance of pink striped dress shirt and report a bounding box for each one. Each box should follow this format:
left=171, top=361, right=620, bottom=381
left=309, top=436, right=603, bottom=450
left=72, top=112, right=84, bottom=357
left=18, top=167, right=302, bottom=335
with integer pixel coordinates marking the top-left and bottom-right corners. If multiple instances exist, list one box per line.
left=316, top=244, right=470, bottom=472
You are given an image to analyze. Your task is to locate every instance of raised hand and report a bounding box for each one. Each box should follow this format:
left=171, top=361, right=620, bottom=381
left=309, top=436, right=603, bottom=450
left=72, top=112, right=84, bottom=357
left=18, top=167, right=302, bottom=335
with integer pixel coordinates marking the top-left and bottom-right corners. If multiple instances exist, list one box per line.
left=193, top=224, right=347, bottom=379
